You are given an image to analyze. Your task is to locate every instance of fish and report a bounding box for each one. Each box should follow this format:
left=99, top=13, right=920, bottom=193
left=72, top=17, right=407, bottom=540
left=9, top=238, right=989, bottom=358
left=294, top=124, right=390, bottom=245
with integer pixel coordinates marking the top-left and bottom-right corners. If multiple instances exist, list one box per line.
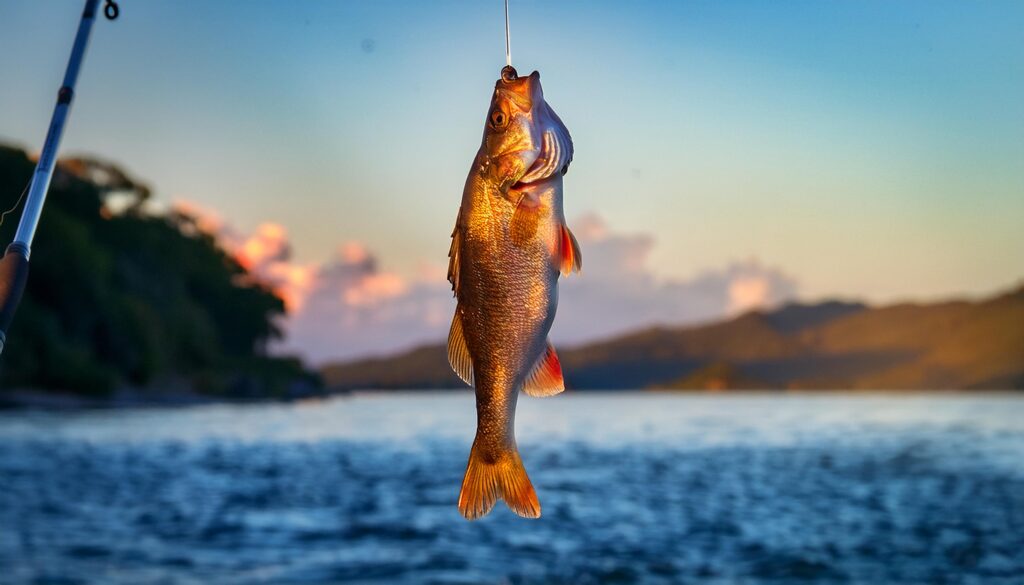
left=447, top=67, right=581, bottom=520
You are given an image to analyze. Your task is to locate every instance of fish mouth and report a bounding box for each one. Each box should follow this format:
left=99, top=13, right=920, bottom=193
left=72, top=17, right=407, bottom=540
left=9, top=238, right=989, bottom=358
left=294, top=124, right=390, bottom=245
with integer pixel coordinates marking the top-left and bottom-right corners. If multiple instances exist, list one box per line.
left=511, top=161, right=546, bottom=190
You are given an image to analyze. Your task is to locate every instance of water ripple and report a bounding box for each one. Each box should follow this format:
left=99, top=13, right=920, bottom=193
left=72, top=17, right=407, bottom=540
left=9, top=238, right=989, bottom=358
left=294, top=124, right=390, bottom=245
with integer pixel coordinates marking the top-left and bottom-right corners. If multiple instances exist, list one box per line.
left=1, top=394, right=1022, bottom=584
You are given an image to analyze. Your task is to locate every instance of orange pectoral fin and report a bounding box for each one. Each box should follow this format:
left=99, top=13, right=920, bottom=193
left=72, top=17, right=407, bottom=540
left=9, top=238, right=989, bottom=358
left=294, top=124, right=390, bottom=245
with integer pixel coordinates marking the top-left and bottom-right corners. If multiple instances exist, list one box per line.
left=557, top=224, right=582, bottom=276
left=510, top=194, right=541, bottom=247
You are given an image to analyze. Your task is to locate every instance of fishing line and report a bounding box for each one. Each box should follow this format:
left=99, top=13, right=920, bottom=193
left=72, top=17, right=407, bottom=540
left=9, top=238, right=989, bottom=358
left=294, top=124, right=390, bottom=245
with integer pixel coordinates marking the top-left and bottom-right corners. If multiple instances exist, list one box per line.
left=504, top=0, right=512, bottom=68
left=0, top=183, right=30, bottom=228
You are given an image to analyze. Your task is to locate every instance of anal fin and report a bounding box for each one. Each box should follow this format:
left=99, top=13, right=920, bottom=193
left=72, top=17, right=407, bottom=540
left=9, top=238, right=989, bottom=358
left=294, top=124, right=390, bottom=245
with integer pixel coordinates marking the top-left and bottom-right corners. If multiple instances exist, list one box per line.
left=523, top=341, right=565, bottom=397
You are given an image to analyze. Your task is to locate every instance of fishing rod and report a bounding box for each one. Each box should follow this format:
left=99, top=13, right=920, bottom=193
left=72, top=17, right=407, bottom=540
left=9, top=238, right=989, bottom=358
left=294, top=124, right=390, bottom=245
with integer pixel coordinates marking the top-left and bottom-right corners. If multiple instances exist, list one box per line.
left=0, top=0, right=119, bottom=355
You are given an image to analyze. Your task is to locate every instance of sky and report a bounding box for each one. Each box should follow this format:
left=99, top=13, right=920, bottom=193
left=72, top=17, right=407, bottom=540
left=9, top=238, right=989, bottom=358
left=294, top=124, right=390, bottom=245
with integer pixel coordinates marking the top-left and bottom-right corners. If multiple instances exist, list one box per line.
left=1, top=1, right=1023, bottom=363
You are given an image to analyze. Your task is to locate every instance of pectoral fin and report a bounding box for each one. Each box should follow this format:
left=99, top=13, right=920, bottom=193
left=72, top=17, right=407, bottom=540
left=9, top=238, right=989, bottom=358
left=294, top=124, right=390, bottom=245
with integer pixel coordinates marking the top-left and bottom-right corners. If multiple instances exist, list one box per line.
left=557, top=224, right=582, bottom=276
left=523, top=341, right=565, bottom=397
left=447, top=310, right=473, bottom=387
left=510, top=192, right=542, bottom=247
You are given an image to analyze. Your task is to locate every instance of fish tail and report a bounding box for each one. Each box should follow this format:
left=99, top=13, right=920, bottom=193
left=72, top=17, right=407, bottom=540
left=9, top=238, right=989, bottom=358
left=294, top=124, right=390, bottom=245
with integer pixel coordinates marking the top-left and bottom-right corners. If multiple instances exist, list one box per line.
left=458, top=440, right=540, bottom=520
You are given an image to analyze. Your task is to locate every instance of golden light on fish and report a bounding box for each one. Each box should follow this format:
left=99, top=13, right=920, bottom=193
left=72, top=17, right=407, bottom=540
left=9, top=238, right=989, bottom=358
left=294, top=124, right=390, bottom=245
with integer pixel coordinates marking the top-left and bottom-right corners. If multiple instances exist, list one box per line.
left=447, top=67, right=581, bottom=520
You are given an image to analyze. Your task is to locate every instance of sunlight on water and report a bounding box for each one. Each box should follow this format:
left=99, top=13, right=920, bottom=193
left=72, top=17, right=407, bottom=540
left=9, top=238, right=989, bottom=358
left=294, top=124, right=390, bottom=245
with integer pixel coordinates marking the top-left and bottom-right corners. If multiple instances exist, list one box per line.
left=1, top=393, right=1023, bottom=584
left=2, top=392, right=1024, bottom=452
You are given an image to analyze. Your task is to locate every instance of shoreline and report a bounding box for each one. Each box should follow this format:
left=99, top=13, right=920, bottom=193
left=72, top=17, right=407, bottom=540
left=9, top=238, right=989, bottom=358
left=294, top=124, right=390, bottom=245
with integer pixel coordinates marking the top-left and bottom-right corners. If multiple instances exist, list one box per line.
left=2, top=386, right=1019, bottom=412
left=0, top=386, right=338, bottom=411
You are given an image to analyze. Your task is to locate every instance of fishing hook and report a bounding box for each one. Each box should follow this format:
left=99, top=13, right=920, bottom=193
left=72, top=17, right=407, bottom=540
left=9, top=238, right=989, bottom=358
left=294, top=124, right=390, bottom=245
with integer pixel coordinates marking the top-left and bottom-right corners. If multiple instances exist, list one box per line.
left=104, top=0, right=119, bottom=20
left=501, top=65, right=518, bottom=82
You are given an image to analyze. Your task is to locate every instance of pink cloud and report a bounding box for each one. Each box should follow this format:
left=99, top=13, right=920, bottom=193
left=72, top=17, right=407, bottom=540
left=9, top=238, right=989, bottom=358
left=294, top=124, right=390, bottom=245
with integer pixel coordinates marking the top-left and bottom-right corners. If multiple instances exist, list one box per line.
left=280, top=247, right=450, bottom=363
left=171, top=200, right=317, bottom=312
left=171, top=201, right=799, bottom=364
left=550, top=213, right=799, bottom=345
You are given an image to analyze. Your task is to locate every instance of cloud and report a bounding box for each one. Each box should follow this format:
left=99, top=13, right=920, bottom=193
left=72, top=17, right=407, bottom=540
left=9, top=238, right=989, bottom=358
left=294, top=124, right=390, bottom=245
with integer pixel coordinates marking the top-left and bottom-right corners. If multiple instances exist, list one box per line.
left=551, top=213, right=799, bottom=345
left=172, top=200, right=317, bottom=312
left=173, top=200, right=798, bottom=364
left=279, top=247, right=451, bottom=363
left=173, top=199, right=452, bottom=363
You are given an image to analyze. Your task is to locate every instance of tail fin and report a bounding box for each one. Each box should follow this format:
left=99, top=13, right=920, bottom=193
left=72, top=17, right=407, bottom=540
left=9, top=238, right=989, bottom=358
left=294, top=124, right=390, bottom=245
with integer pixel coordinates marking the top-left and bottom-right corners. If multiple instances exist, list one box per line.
left=458, top=442, right=541, bottom=520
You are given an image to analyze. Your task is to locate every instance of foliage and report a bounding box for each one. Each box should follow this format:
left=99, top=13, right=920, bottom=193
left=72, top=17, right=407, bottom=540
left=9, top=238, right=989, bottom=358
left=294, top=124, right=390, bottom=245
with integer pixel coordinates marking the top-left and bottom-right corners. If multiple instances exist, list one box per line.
left=0, top=145, right=318, bottom=398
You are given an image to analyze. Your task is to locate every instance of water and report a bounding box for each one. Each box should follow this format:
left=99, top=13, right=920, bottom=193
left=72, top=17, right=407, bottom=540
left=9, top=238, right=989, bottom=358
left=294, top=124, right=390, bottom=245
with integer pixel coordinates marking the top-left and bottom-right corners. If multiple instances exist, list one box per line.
left=1, top=393, right=1022, bottom=584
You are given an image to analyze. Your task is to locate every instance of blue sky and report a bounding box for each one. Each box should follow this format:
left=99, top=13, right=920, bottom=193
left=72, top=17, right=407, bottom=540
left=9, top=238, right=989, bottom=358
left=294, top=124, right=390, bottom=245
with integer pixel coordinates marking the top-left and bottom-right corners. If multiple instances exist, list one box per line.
left=2, top=1, right=1023, bottom=360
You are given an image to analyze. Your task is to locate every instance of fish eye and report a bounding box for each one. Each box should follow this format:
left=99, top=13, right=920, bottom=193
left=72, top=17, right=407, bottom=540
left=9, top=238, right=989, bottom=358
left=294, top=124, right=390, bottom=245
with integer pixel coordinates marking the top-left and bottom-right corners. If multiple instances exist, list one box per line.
left=490, top=109, right=508, bottom=129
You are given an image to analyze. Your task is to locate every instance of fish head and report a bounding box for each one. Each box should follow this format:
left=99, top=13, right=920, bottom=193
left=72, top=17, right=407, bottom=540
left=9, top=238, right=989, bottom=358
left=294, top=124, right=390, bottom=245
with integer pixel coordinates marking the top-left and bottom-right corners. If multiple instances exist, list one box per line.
left=481, top=69, right=574, bottom=195
left=481, top=70, right=547, bottom=192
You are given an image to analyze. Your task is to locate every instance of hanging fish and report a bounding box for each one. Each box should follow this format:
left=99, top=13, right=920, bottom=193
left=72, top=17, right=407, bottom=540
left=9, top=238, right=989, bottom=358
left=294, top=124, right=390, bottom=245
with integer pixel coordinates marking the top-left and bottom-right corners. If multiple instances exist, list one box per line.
left=447, top=67, right=581, bottom=520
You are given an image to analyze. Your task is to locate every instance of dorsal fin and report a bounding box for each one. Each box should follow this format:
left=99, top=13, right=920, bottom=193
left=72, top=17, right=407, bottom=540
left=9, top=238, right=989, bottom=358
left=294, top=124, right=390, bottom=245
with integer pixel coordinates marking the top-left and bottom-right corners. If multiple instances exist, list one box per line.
left=523, top=341, right=564, bottom=397
left=447, top=310, right=474, bottom=387
left=447, top=208, right=463, bottom=296
left=557, top=224, right=582, bottom=276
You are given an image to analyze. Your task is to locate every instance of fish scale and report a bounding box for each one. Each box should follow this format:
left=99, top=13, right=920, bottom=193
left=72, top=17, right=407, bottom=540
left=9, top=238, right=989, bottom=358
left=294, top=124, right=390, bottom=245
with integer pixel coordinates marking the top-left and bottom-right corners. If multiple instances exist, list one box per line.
left=446, top=69, right=581, bottom=520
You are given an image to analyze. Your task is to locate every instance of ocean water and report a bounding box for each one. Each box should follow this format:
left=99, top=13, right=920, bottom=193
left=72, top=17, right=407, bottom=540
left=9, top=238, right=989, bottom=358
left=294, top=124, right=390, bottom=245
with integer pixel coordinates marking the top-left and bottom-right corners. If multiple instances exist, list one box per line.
left=0, top=392, right=1022, bottom=585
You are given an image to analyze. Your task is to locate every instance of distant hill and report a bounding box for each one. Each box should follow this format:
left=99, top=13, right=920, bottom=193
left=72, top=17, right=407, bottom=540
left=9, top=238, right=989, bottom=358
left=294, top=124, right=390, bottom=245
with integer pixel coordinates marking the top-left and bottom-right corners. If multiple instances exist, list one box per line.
left=321, top=288, right=1024, bottom=391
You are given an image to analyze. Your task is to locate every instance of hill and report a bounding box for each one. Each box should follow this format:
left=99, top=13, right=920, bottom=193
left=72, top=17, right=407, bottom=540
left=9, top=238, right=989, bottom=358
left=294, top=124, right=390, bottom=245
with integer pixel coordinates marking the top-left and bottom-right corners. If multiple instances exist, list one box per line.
left=321, top=289, right=1024, bottom=391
